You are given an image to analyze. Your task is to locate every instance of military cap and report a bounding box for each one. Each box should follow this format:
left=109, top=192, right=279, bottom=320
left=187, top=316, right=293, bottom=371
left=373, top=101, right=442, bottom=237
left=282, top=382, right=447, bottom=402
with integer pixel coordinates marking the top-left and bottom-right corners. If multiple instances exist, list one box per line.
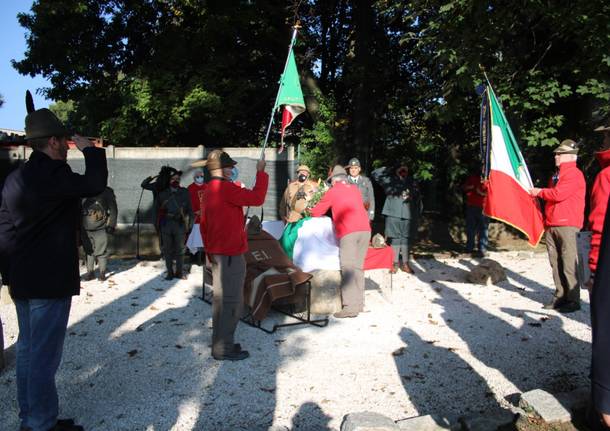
left=296, top=165, right=311, bottom=174
left=594, top=118, right=610, bottom=133
left=328, top=164, right=347, bottom=180
left=191, top=149, right=237, bottom=170
left=553, top=139, right=579, bottom=155
left=24, top=90, right=70, bottom=140
left=346, top=158, right=361, bottom=168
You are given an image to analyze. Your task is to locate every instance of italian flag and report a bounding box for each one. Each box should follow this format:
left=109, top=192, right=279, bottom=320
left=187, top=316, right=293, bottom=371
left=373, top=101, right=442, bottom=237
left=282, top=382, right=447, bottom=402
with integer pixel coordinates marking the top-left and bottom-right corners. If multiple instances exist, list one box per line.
left=274, top=51, right=306, bottom=151
left=482, top=86, right=544, bottom=247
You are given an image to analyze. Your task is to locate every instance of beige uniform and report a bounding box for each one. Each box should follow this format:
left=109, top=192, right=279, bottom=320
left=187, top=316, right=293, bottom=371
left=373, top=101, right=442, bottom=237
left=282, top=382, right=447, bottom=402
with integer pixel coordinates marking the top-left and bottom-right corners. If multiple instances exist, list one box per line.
left=279, top=180, right=318, bottom=223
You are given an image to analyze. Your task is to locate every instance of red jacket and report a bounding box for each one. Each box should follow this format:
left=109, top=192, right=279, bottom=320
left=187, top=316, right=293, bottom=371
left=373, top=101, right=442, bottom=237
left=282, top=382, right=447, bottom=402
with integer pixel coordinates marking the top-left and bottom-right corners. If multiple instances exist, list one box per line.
left=200, top=172, right=269, bottom=256
left=588, top=149, right=610, bottom=273
left=310, top=182, right=371, bottom=239
left=463, top=175, right=487, bottom=208
left=187, top=182, right=206, bottom=224
left=538, top=161, right=585, bottom=228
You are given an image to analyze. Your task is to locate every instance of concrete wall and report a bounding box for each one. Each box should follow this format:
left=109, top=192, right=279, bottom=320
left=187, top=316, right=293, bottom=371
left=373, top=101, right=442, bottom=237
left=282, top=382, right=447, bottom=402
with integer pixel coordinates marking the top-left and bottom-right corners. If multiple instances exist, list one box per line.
left=0, top=145, right=297, bottom=257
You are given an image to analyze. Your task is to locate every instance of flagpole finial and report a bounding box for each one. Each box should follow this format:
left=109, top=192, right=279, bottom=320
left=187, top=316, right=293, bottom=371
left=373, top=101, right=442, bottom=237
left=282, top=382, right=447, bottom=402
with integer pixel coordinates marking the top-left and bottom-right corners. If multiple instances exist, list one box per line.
left=478, top=64, right=486, bottom=72
left=293, top=20, right=302, bottom=30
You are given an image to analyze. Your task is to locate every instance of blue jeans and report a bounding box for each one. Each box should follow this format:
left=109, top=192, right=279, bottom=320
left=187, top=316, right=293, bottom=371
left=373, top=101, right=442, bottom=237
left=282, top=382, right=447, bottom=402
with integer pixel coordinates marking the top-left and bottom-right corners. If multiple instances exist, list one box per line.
left=14, top=298, right=72, bottom=431
left=465, top=205, right=489, bottom=252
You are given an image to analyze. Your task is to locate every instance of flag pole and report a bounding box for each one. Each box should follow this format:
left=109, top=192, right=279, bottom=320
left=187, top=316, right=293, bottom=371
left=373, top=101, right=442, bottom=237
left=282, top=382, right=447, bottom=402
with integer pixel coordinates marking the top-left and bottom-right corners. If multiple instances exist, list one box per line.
left=260, top=23, right=301, bottom=160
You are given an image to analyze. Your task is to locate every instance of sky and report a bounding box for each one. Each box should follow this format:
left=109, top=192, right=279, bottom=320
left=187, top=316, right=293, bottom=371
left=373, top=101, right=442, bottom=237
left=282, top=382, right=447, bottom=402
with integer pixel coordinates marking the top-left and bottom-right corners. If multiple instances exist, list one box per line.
left=0, top=1, right=52, bottom=131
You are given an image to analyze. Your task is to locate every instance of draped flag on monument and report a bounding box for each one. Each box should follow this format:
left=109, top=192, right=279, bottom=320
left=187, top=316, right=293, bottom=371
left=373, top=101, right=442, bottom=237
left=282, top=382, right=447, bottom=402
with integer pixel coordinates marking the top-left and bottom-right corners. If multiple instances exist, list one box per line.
left=274, top=50, right=305, bottom=151
left=481, top=85, right=545, bottom=247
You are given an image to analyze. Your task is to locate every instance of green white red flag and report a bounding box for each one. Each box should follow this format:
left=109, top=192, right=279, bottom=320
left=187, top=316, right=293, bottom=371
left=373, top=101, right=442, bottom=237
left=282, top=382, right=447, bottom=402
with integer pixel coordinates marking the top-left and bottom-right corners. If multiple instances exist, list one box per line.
left=481, top=85, right=544, bottom=247
left=274, top=50, right=305, bottom=151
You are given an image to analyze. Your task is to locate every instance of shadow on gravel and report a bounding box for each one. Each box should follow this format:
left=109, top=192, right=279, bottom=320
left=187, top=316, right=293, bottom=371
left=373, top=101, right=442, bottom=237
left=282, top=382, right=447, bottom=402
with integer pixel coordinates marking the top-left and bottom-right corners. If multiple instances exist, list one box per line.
left=458, top=259, right=591, bottom=326
left=398, top=256, right=590, bottom=424
left=291, top=401, right=333, bottom=430
left=395, top=327, right=512, bottom=423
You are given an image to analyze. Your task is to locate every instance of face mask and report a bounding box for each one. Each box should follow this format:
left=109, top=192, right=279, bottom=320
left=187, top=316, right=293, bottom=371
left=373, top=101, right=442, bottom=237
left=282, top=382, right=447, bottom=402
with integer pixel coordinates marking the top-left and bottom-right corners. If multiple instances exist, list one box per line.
left=298, top=174, right=308, bottom=183
left=194, top=176, right=204, bottom=184
left=170, top=180, right=180, bottom=188
left=230, top=167, right=239, bottom=182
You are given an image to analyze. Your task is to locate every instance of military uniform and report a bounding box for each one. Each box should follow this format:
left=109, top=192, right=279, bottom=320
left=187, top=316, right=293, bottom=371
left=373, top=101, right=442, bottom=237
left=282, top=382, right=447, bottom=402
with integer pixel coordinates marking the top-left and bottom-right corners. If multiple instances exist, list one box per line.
left=81, top=187, right=118, bottom=281
left=158, top=186, right=193, bottom=279
left=347, top=175, right=375, bottom=220
left=279, top=179, right=318, bottom=223
left=372, top=167, right=420, bottom=271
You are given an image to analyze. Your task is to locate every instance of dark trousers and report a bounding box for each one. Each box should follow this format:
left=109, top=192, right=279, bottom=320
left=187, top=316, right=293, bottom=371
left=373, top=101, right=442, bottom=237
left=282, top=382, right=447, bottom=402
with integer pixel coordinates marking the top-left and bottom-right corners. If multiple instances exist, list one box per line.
left=161, top=221, right=185, bottom=276
left=82, top=228, right=108, bottom=275
left=545, top=226, right=580, bottom=304
left=465, top=205, right=489, bottom=252
left=210, top=254, right=246, bottom=356
left=14, top=298, right=71, bottom=431
left=339, top=231, right=371, bottom=312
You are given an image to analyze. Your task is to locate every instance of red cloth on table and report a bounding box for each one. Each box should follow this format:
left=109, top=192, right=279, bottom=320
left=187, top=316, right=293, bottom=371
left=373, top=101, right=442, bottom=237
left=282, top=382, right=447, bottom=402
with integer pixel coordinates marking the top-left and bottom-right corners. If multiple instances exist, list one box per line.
left=363, top=246, right=394, bottom=270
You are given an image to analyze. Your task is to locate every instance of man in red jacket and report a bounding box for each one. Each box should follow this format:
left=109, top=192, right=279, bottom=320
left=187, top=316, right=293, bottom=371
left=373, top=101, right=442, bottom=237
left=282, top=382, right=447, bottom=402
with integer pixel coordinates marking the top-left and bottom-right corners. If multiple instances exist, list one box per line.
left=587, top=119, right=610, bottom=290
left=195, top=150, right=268, bottom=361
left=310, top=165, right=372, bottom=318
left=530, top=139, right=585, bottom=313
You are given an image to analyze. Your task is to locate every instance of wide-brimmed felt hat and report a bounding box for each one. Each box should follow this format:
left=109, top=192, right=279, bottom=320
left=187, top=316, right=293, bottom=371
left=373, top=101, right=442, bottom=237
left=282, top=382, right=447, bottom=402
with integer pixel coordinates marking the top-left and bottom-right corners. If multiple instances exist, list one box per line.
left=345, top=158, right=361, bottom=168
left=553, top=139, right=579, bottom=155
left=296, top=165, right=311, bottom=174
left=191, top=149, right=237, bottom=170
left=24, top=91, right=70, bottom=140
left=594, top=118, right=610, bottom=133
left=327, top=164, right=347, bottom=180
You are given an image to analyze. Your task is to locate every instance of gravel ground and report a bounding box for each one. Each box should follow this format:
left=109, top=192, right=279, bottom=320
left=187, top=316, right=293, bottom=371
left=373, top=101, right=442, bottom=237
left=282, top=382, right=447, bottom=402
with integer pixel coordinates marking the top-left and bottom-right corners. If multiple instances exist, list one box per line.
left=0, top=252, right=592, bottom=431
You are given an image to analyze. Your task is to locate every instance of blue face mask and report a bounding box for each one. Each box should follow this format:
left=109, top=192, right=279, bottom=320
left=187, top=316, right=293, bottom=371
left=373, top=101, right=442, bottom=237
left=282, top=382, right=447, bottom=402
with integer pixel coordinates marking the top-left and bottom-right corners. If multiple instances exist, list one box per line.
left=230, top=167, right=239, bottom=182
left=194, top=176, right=204, bottom=185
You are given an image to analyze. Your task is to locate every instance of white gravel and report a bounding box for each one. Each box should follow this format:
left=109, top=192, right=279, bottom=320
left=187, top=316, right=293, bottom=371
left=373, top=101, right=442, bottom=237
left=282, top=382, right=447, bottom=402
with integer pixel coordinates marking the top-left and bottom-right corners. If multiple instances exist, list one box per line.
left=0, top=252, right=591, bottom=430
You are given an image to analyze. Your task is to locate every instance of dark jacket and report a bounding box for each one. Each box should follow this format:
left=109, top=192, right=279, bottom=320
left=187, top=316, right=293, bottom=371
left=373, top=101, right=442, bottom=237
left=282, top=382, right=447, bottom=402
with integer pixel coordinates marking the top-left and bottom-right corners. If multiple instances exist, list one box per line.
left=371, top=167, right=420, bottom=220
left=82, top=186, right=118, bottom=231
left=158, top=186, right=194, bottom=232
left=0, top=148, right=107, bottom=299
left=591, top=193, right=610, bottom=414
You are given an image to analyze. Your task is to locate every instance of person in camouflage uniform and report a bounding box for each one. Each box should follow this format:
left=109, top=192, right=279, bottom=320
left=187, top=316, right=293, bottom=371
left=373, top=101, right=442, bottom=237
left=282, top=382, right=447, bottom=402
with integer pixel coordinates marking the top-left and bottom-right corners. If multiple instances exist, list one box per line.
left=81, top=186, right=117, bottom=281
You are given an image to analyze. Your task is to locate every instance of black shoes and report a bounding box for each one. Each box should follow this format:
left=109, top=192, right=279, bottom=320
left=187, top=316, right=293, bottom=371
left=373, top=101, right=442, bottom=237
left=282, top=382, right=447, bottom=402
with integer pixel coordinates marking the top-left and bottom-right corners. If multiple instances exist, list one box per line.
left=212, top=349, right=250, bottom=361
left=164, top=271, right=174, bottom=280
left=46, top=418, right=84, bottom=431
left=543, top=298, right=566, bottom=310
left=542, top=298, right=580, bottom=313
left=558, top=301, right=581, bottom=313
left=98, top=273, right=106, bottom=282
left=174, top=272, right=187, bottom=280
left=82, top=272, right=95, bottom=281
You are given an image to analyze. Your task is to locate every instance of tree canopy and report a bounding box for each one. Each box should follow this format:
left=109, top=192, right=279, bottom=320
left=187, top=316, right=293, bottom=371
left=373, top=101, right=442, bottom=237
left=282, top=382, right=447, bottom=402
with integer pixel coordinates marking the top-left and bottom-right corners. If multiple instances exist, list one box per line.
left=12, top=0, right=610, bottom=210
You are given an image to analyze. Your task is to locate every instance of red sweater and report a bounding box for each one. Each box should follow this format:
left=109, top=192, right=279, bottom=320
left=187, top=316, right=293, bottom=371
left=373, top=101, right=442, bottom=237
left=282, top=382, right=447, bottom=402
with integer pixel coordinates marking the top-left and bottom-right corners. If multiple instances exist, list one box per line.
left=588, top=149, right=610, bottom=273
left=187, top=182, right=206, bottom=223
left=538, top=161, right=585, bottom=228
left=463, top=175, right=487, bottom=208
left=310, top=182, right=371, bottom=239
left=200, top=172, right=269, bottom=255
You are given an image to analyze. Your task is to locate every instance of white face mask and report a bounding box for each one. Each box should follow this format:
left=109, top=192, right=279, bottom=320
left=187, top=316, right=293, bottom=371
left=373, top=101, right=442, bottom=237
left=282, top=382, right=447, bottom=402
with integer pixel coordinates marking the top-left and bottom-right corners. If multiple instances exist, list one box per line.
left=194, top=176, right=204, bottom=184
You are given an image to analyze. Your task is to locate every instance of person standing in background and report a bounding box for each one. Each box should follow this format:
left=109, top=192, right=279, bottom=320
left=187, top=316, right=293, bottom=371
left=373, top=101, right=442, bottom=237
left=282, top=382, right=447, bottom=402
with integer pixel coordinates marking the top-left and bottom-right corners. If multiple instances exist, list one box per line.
left=346, top=158, right=375, bottom=222
left=462, top=172, right=489, bottom=257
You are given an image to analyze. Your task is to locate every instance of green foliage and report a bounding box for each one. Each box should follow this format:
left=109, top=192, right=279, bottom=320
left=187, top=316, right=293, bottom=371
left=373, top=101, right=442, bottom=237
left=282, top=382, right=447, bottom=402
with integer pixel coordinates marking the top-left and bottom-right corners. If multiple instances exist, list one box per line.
left=13, top=0, right=610, bottom=218
left=299, top=90, right=337, bottom=179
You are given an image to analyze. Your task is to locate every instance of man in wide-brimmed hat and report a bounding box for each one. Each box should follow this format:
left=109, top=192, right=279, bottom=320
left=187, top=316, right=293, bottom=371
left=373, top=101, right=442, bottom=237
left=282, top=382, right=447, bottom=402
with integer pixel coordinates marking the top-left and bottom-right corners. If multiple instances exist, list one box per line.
left=310, top=165, right=371, bottom=318
left=345, top=157, right=375, bottom=221
left=194, top=150, right=268, bottom=360
left=0, top=92, right=107, bottom=431
left=530, top=139, right=585, bottom=313
left=279, top=164, right=318, bottom=223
